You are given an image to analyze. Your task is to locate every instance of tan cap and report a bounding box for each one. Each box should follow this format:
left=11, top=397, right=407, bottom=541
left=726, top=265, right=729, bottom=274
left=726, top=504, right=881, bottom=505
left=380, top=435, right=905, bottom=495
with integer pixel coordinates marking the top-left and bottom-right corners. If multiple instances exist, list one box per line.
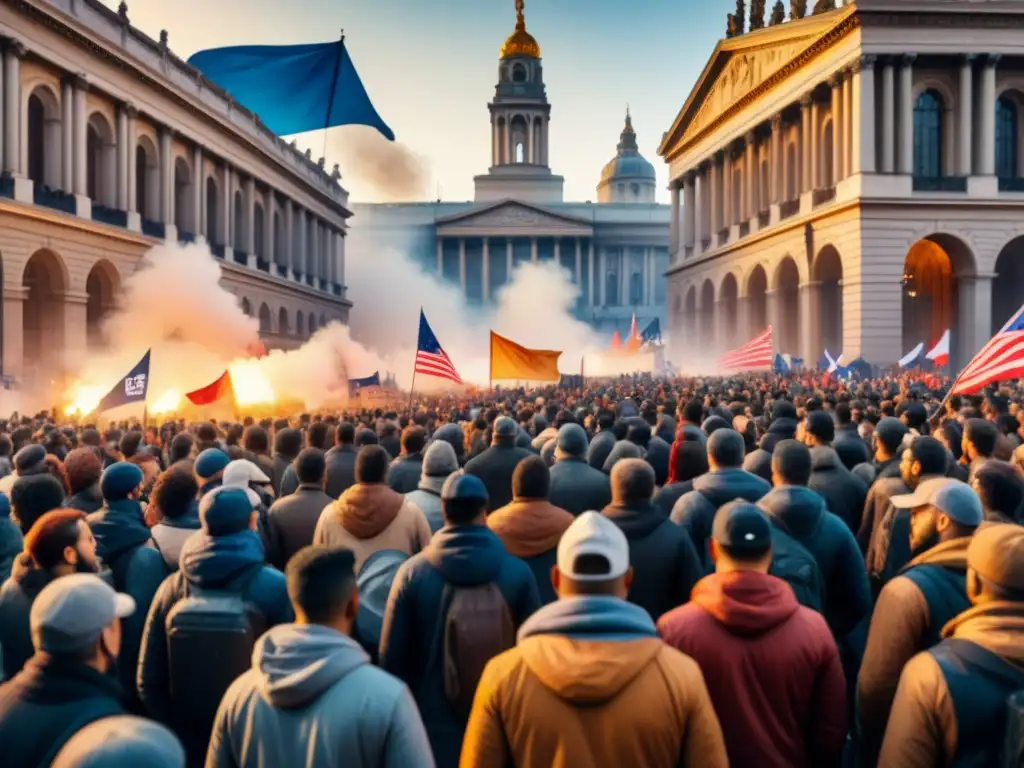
left=968, top=524, right=1024, bottom=592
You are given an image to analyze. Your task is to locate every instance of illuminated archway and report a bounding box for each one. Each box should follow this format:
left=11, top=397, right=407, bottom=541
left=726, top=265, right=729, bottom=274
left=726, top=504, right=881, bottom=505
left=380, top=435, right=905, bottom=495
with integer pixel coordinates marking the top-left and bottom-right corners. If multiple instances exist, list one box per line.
left=745, top=264, right=768, bottom=337
left=258, top=303, right=272, bottom=334
left=699, top=278, right=715, bottom=344
left=85, top=260, right=120, bottom=351
left=814, top=246, right=843, bottom=354
left=22, top=249, right=67, bottom=382
left=278, top=307, right=290, bottom=337
left=993, top=236, right=1024, bottom=334
left=719, top=273, right=738, bottom=349
left=683, top=285, right=697, bottom=348
left=773, top=257, right=800, bottom=354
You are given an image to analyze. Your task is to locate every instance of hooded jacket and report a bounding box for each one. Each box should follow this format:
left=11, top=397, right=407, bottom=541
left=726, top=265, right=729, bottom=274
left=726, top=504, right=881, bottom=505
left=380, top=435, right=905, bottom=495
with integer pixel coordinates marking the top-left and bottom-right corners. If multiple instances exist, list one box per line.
left=65, top=486, right=104, bottom=515
left=149, top=501, right=201, bottom=572
left=264, top=484, right=334, bottom=570
left=460, top=595, right=728, bottom=768
left=207, top=624, right=433, bottom=768
left=0, top=654, right=125, bottom=767
left=314, top=483, right=431, bottom=573
left=603, top=501, right=703, bottom=621
left=548, top=456, right=612, bottom=517
left=379, top=525, right=540, bottom=768
left=137, top=529, right=293, bottom=730
left=742, top=417, right=798, bottom=480
left=464, top=439, right=535, bottom=513
left=586, top=428, right=617, bottom=472
left=671, top=468, right=772, bottom=572
left=405, top=477, right=447, bottom=534
left=758, top=485, right=871, bottom=640
left=858, top=536, right=972, bottom=765
left=808, top=446, right=868, bottom=533
left=879, top=601, right=1024, bottom=768
left=86, top=499, right=168, bottom=704
left=487, top=498, right=574, bottom=604
left=658, top=571, right=846, bottom=768
left=0, top=554, right=55, bottom=680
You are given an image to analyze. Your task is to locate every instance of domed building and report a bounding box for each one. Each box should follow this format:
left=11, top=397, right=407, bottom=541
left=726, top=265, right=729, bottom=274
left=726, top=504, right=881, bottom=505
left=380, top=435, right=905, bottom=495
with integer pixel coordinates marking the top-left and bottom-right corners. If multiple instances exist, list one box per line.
left=352, top=0, right=669, bottom=340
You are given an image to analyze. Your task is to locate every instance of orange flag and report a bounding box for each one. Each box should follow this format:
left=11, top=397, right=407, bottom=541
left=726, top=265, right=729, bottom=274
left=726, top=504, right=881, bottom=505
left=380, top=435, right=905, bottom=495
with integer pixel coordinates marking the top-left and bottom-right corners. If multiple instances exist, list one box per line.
left=186, top=370, right=236, bottom=406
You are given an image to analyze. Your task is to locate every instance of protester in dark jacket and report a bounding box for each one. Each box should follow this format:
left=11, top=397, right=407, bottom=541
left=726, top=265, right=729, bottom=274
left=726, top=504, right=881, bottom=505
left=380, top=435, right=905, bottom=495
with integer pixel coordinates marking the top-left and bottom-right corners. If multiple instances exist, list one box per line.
left=264, top=448, right=333, bottom=570
left=138, top=489, right=293, bottom=759
left=10, top=472, right=66, bottom=535
left=0, top=508, right=103, bottom=681
left=323, top=423, right=359, bottom=499
left=271, top=428, right=303, bottom=497
left=0, top=492, right=21, bottom=583
left=63, top=447, right=104, bottom=515
left=0, top=574, right=133, bottom=766
left=387, top=426, right=426, bottom=494
left=380, top=471, right=540, bottom=768
left=654, top=440, right=708, bottom=517
left=603, top=459, right=702, bottom=620
left=585, top=410, right=617, bottom=471
left=431, top=423, right=468, bottom=467
left=742, top=401, right=799, bottom=480
left=487, top=456, right=574, bottom=605
left=548, top=424, right=611, bottom=516
left=658, top=501, right=847, bottom=768
left=148, top=461, right=201, bottom=572
left=464, top=416, right=534, bottom=513
left=879, top=524, right=1024, bottom=768
left=858, top=478, right=981, bottom=766
left=86, top=462, right=167, bottom=706
left=800, top=411, right=868, bottom=533
left=672, top=429, right=772, bottom=570
left=860, top=416, right=908, bottom=484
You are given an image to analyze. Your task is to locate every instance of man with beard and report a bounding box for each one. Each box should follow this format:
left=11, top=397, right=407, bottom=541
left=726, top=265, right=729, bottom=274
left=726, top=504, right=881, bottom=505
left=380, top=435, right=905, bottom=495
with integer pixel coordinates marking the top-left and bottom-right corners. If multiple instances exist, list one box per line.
left=0, top=508, right=101, bottom=680
left=858, top=478, right=981, bottom=766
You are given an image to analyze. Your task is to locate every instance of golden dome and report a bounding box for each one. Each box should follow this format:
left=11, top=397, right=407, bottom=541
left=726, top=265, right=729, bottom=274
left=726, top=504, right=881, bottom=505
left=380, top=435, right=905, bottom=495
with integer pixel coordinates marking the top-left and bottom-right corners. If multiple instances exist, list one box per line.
left=500, top=0, right=540, bottom=59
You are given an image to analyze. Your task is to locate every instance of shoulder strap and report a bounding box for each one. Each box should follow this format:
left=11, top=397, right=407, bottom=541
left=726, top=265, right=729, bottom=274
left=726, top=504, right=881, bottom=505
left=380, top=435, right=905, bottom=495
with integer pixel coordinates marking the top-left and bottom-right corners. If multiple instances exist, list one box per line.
left=903, top=565, right=969, bottom=643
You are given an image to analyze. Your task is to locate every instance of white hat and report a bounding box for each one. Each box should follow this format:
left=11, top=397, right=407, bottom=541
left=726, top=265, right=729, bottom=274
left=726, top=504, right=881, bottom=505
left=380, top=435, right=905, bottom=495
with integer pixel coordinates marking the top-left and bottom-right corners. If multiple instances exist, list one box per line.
left=557, top=511, right=630, bottom=582
left=222, top=459, right=270, bottom=508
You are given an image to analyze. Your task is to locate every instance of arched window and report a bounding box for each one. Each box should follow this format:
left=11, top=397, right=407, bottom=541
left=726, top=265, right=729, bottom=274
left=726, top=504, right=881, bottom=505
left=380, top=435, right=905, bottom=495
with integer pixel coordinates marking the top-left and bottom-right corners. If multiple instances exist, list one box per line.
left=515, top=142, right=524, bottom=163
left=996, top=96, right=1018, bottom=180
left=512, top=64, right=526, bottom=83
left=914, top=90, right=943, bottom=178
left=629, top=271, right=643, bottom=306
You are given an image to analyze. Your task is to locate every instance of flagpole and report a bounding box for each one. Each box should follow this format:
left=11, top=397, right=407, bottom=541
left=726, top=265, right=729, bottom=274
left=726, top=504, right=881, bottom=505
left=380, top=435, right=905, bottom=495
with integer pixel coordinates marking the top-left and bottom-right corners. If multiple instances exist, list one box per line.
left=408, top=306, right=420, bottom=415
left=321, top=30, right=345, bottom=162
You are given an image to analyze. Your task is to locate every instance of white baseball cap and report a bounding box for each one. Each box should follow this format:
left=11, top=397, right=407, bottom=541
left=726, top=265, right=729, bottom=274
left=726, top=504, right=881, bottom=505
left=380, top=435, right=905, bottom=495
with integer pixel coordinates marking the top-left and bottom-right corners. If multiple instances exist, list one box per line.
left=557, top=511, right=630, bottom=582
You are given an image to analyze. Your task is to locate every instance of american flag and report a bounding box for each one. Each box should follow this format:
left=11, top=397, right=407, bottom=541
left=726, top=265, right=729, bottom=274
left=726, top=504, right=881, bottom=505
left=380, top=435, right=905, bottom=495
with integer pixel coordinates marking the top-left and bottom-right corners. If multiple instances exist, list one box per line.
left=719, top=326, right=774, bottom=372
left=414, top=310, right=463, bottom=385
left=951, top=305, right=1024, bottom=394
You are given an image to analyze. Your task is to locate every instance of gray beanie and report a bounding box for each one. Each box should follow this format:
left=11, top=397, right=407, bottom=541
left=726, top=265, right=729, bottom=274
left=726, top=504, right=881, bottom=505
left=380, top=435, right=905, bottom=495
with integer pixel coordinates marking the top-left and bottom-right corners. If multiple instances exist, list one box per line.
left=555, top=423, right=588, bottom=460
left=420, top=441, right=458, bottom=493
left=52, top=716, right=185, bottom=768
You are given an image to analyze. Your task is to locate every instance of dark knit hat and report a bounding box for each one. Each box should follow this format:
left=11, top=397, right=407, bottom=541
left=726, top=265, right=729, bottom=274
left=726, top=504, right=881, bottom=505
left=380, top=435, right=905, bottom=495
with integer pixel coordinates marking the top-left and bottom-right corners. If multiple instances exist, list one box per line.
left=100, top=462, right=145, bottom=501
left=11, top=474, right=66, bottom=534
left=14, top=444, right=47, bottom=474
left=875, top=417, right=909, bottom=453
left=194, top=448, right=230, bottom=480
left=804, top=411, right=835, bottom=444
left=199, top=488, right=254, bottom=536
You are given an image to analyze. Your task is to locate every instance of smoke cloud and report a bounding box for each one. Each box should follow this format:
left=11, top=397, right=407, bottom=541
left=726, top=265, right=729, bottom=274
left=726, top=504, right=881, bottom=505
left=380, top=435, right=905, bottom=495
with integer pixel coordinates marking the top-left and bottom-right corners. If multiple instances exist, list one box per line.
left=327, top=127, right=430, bottom=202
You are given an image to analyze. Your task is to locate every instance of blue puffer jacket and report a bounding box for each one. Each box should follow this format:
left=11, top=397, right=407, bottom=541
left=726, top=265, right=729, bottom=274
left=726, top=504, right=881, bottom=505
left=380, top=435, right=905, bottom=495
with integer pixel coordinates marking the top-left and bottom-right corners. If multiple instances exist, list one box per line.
left=671, top=468, right=772, bottom=571
left=379, top=525, right=540, bottom=768
left=137, top=529, right=293, bottom=729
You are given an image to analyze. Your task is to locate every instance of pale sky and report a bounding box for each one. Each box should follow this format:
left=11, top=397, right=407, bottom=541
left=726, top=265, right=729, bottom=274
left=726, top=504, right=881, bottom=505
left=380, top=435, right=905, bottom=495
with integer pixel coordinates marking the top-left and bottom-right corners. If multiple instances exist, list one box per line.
left=100, top=0, right=738, bottom=203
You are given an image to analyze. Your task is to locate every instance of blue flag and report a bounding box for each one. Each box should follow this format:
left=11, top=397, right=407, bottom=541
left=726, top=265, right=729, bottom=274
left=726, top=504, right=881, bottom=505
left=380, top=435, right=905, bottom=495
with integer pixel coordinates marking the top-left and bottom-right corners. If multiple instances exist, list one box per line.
left=97, top=350, right=151, bottom=412
left=188, top=39, right=394, bottom=140
left=640, top=318, right=661, bottom=344
left=348, top=371, right=381, bottom=397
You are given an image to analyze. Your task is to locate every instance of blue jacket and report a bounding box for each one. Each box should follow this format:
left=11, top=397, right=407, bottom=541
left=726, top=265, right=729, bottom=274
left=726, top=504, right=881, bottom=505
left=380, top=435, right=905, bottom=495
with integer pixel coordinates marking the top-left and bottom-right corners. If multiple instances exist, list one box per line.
left=379, top=525, right=540, bottom=768
left=671, top=468, right=772, bottom=571
left=0, top=555, right=55, bottom=681
left=86, top=499, right=168, bottom=704
left=137, top=529, right=293, bottom=728
left=548, top=458, right=611, bottom=517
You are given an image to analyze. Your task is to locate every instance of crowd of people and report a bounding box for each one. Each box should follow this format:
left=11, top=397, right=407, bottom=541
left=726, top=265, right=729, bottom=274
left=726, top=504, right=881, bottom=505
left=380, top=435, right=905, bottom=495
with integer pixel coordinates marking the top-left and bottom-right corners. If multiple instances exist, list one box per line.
left=0, top=372, right=1023, bottom=767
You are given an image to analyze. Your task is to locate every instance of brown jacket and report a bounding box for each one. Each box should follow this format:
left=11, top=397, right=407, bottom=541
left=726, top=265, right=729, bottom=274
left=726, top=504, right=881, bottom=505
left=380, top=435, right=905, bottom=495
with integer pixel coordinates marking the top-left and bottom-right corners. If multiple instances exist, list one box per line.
left=486, top=498, right=574, bottom=559
left=879, top=602, right=1024, bottom=767
left=312, top=483, right=431, bottom=572
left=460, top=630, right=727, bottom=767
left=858, top=536, right=971, bottom=765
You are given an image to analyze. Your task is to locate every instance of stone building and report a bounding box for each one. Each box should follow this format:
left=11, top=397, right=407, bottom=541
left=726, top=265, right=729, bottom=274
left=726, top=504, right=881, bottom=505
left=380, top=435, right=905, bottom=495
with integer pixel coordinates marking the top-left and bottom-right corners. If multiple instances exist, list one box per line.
left=0, top=0, right=351, bottom=397
left=660, top=0, right=1024, bottom=372
left=352, top=0, right=669, bottom=338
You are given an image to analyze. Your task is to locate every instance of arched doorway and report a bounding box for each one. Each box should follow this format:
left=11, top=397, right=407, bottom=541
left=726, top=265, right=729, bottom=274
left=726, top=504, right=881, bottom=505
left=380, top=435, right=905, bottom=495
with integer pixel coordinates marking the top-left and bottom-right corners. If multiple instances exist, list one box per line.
left=86, top=113, right=116, bottom=207
left=258, top=303, right=272, bottom=335
left=902, top=234, right=975, bottom=367
left=814, top=246, right=843, bottom=354
left=699, top=278, right=715, bottom=344
left=136, top=137, right=159, bottom=221
left=719, top=273, right=739, bottom=349
left=296, top=310, right=305, bottom=338
left=85, top=260, right=119, bottom=351
left=205, top=177, right=219, bottom=243
left=992, top=236, right=1024, bottom=334
left=174, top=157, right=193, bottom=235
left=26, top=86, right=62, bottom=190
left=308, top=314, right=317, bottom=336
left=746, top=264, right=768, bottom=336
left=278, top=307, right=290, bottom=337
left=22, top=249, right=67, bottom=383
left=774, top=258, right=800, bottom=354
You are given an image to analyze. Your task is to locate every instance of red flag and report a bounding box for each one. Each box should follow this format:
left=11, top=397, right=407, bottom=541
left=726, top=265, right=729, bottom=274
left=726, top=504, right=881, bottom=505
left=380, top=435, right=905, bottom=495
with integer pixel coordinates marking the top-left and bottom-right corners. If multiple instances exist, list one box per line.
left=186, top=370, right=235, bottom=406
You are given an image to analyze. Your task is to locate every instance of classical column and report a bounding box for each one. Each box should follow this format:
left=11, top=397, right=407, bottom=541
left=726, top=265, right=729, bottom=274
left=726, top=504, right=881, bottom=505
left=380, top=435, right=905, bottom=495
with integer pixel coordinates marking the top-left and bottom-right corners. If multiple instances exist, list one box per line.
left=221, top=163, right=232, bottom=249
left=116, top=105, right=129, bottom=210
left=880, top=63, right=895, bottom=173
left=61, top=291, right=89, bottom=374
left=2, top=286, right=26, bottom=383
left=283, top=198, right=293, bottom=275
left=898, top=55, right=916, bottom=175
left=798, top=282, right=821, bottom=365
left=852, top=56, right=877, bottom=175
left=574, top=237, right=582, bottom=286
left=506, top=238, right=513, bottom=280
left=843, top=72, right=854, bottom=175
left=158, top=127, right=172, bottom=224
left=191, top=145, right=203, bottom=238
left=599, top=248, right=607, bottom=306
left=809, top=100, right=820, bottom=189
left=957, top=55, right=975, bottom=176
left=722, top=151, right=732, bottom=228
left=458, top=238, right=467, bottom=295
left=482, top=237, right=490, bottom=302
left=800, top=94, right=813, bottom=193
left=979, top=55, right=1000, bottom=177
left=295, top=207, right=306, bottom=275
left=830, top=73, right=845, bottom=182
left=244, top=176, right=256, bottom=256
left=744, top=132, right=756, bottom=218
left=957, top=275, right=994, bottom=367
left=553, top=238, right=561, bottom=268
left=619, top=251, right=628, bottom=307
left=61, top=77, right=74, bottom=191
left=736, top=295, right=750, bottom=344
left=770, top=115, right=783, bottom=203
left=530, top=237, right=538, bottom=263
left=709, top=153, right=721, bottom=234
left=715, top=301, right=731, bottom=353
left=125, top=103, right=138, bottom=225
left=436, top=237, right=443, bottom=276
left=588, top=240, right=595, bottom=307
left=266, top=193, right=276, bottom=266
left=73, top=76, right=88, bottom=197
left=669, top=180, right=681, bottom=255
left=2, top=40, right=23, bottom=177
left=683, top=174, right=696, bottom=248
left=766, top=290, right=782, bottom=346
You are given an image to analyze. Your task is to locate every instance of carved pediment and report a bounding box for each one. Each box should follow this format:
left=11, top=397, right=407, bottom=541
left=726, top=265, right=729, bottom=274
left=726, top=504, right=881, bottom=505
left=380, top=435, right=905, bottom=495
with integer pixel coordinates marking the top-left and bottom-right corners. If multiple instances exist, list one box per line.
left=437, top=201, right=591, bottom=232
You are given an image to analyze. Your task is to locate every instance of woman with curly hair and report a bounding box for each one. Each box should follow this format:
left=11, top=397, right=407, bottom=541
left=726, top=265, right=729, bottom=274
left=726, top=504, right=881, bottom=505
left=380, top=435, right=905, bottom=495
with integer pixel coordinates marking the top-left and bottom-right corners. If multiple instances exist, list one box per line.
left=148, top=460, right=200, bottom=571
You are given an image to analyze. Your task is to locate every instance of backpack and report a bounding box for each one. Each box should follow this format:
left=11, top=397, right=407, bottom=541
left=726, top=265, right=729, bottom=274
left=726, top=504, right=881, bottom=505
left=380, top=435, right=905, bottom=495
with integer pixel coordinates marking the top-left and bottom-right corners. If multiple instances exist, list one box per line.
left=767, top=526, right=826, bottom=613
left=437, top=581, right=515, bottom=712
left=165, top=577, right=266, bottom=738
left=355, top=550, right=409, bottom=658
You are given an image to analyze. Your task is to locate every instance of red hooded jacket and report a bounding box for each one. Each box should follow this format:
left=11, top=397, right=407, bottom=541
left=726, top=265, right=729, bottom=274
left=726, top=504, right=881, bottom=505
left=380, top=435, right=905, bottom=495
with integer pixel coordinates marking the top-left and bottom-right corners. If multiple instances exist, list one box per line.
left=657, top=570, right=847, bottom=768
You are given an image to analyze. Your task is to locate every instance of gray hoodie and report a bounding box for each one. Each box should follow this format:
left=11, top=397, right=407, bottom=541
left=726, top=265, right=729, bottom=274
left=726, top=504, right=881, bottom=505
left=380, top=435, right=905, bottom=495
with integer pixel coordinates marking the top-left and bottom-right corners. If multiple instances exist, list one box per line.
left=207, top=624, right=434, bottom=768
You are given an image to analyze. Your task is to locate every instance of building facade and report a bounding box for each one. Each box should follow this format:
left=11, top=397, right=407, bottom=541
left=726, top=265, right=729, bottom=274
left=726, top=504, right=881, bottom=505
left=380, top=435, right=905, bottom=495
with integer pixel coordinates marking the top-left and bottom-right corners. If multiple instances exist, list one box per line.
left=0, top=0, right=352, bottom=397
left=352, top=0, right=669, bottom=337
left=660, top=0, right=1024, bottom=373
